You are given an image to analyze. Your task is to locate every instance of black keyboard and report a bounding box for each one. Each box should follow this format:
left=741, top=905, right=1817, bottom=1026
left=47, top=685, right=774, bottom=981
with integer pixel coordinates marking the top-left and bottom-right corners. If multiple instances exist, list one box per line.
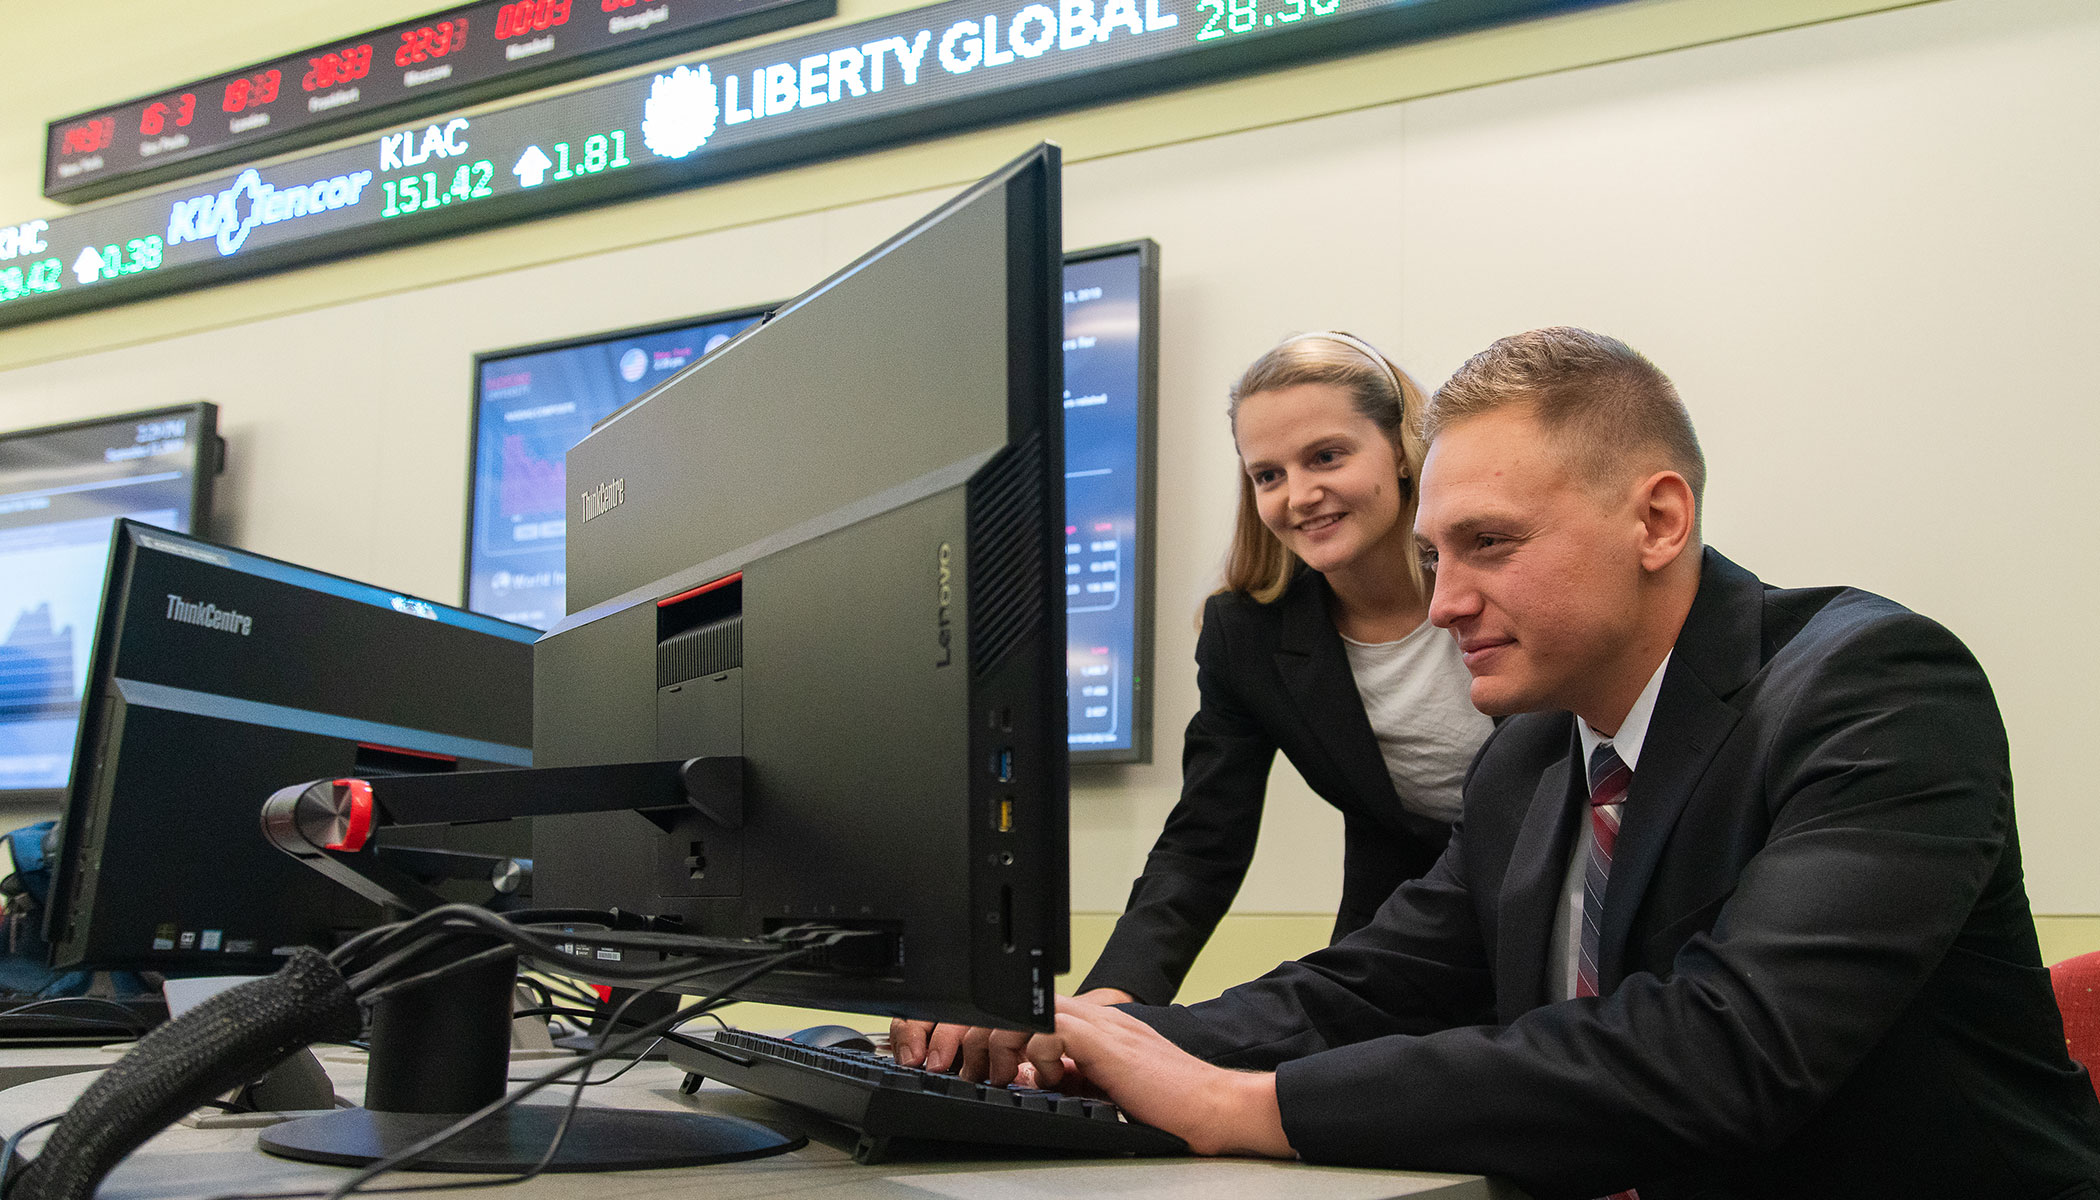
left=669, top=1028, right=1188, bottom=1164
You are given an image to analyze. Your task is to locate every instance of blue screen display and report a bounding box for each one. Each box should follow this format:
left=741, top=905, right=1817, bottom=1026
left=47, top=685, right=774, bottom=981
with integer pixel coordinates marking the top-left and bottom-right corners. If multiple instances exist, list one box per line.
left=0, top=407, right=212, bottom=793
left=466, top=314, right=761, bottom=628
left=1060, top=251, right=1146, bottom=755
left=465, top=249, right=1153, bottom=758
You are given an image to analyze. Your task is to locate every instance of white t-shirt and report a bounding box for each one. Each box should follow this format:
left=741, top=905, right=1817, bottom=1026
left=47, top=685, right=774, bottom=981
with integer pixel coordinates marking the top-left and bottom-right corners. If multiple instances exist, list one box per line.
left=1340, top=621, right=1495, bottom=824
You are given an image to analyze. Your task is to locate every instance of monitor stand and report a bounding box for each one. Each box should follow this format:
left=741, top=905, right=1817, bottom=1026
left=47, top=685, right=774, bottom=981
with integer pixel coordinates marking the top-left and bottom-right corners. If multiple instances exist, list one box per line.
left=257, top=935, right=800, bottom=1172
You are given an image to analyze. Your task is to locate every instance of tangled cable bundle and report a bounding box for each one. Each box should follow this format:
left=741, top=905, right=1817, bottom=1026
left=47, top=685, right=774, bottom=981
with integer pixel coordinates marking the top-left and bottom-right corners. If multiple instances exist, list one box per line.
left=6, top=948, right=360, bottom=1200
left=0, top=905, right=854, bottom=1200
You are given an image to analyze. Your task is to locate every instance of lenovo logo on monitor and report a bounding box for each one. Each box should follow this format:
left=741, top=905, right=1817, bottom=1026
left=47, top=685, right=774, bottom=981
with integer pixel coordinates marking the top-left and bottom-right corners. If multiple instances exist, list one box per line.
left=936, top=540, right=954, bottom=668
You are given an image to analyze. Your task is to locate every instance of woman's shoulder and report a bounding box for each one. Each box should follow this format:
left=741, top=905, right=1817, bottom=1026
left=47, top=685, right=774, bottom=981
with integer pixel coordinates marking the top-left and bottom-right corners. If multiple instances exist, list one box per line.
left=1202, top=572, right=1327, bottom=637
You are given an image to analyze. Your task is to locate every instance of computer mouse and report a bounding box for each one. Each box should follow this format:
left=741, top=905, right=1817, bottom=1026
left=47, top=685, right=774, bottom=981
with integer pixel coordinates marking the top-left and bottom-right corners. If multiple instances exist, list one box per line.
left=787, top=1024, right=878, bottom=1052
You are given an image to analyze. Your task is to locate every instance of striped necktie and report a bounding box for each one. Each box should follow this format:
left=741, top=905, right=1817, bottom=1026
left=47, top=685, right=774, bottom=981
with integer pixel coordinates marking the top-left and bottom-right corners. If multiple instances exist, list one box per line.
left=1577, top=741, right=1630, bottom=999
left=1578, top=741, right=1638, bottom=1200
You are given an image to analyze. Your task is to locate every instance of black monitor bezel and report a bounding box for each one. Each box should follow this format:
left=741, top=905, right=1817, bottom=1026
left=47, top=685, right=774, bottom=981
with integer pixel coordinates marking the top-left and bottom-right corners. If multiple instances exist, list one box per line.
left=0, top=401, right=222, bottom=812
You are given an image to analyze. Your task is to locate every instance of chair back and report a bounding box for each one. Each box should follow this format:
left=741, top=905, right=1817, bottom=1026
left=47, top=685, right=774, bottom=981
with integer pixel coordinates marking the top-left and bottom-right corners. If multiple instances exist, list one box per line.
left=2051, top=949, right=2100, bottom=1101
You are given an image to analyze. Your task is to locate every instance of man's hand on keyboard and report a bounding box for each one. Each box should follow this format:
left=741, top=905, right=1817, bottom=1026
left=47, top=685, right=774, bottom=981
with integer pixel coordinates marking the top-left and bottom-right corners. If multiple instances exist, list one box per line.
left=891, top=1016, right=1008, bottom=1079
left=889, top=986, right=1135, bottom=1081
left=1011, top=993, right=1296, bottom=1159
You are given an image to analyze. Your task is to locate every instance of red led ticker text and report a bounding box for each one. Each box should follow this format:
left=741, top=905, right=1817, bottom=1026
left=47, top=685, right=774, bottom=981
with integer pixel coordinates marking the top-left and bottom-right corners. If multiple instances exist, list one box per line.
left=495, top=0, right=572, bottom=38
left=398, top=19, right=471, bottom=66
left=303, top=44, right=375, bottom=91
left=139, top=94, right=197, bottom=136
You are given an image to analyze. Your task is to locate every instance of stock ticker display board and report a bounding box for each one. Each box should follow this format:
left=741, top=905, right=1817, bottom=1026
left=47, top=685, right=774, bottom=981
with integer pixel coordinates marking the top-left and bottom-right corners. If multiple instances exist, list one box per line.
left=43, top=0, right=838, bottom=202
left=0, top=0, right=1599, bottom=330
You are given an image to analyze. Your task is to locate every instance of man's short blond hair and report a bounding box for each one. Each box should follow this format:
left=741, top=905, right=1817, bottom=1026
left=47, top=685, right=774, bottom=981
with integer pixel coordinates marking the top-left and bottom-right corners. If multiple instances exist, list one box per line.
left=1425, top=328, right=1705, bottom=519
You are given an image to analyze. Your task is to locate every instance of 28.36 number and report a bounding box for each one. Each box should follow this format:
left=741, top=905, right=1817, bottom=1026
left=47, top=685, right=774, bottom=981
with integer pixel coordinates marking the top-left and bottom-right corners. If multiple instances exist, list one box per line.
left=1194, top=0, right=1337, bottom=39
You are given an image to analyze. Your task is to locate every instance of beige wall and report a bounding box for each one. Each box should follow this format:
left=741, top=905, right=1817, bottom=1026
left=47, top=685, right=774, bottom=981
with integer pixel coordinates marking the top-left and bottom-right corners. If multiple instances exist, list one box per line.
left=3, top=0, right=2097, bottom=987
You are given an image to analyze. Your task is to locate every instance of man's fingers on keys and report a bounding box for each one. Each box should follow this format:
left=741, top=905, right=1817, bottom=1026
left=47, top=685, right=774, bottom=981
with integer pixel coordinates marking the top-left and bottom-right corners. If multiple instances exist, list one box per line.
left=889, top=1018, right=933, bottom=1066
left=1024, top=1030, right=1070, bottom=1089
left=957, top=1025, right=994, bottom=1081
left=986, top=1028, right=1033, bottom=1086
left=922, top=1022, right=969, bottom=1073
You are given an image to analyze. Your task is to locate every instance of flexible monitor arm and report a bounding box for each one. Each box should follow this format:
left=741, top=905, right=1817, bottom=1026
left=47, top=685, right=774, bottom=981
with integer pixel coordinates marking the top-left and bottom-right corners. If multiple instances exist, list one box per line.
left=259, top=757, right=745, bottom=911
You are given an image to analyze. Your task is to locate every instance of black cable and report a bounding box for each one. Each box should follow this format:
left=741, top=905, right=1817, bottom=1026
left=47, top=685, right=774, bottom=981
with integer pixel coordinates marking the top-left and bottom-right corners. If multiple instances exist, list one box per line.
left=340, top=908, right=587, bottom=992
left=187, top=909, right=876, bottom=1200
left=193, top=927, right=874, bottom=1200
left=335, top=905, right=833, bottom=991
left=343, top=923, right=495, bottom=996
left=505, top=1006, right=600, bottom=1024
left=503, top=1005, right=667, bottom=1085
left=345, top=906, right=797, bottom=998
left=209, top=932, right=850, bottom=1200
left=0, top=998, right=152, bottom=1023
left=521, top=974, right=597, bottom=1007
left=362, top=941, right=779, bottom=1007
left=539, top=1003, right=731, bottom=1086
left=329, top=907, right=463, bottom=974
left=312, top=942, right=822, bottom=1200
left=354, top=942, right=522, bottom=1005
left=0, top=1115, right=64, bottom=1195
left=508, top=1038, right=663, bottom=1086
left=195, top=948, right=801, bottom=1200
left=0, top=1015, right=145, bottom=1036
left=326, top=921, right=416, bottom=971
left=527, top=970, right=597, bottom=994
left=0, top=997, right=158, bottom=1036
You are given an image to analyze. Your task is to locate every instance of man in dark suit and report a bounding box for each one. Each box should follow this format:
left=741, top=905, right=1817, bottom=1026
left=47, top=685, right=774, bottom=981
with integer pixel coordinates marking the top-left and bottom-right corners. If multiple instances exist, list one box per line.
left=996, top=328, right=2100, bottom=1198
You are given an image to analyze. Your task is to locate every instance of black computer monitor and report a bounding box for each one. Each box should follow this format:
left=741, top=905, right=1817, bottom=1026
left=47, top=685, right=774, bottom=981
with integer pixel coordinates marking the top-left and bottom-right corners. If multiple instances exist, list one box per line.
left=527, top=142, right=1067, bottom=1032
left=0, top=403, right=221, bottom=809
left=43, top=520, right=535, bottom=974
left=461, top=242, right=1155, bottom=763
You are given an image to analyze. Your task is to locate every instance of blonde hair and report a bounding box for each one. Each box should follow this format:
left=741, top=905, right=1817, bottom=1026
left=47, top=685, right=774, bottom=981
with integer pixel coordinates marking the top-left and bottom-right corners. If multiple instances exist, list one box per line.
left=1220, top=332, right=1431, bottom=604
left=1426, top=327, right=1704, bottom=533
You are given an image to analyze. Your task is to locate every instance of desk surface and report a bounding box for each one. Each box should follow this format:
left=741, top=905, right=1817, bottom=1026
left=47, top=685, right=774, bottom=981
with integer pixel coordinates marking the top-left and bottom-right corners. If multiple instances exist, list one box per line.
left=0, top=1047, right=1523, bottom=1200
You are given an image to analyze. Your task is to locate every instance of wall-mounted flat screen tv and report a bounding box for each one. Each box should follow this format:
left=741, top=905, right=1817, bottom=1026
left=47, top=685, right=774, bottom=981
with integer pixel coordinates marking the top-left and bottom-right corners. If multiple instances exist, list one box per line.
left=464, top=241, right=1156, bottom=762
left=0, top=402, right=222, bottom=807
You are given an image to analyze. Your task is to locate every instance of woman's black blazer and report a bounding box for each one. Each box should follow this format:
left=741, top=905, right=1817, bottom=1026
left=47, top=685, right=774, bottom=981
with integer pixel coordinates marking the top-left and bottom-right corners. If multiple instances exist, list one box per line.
left=1078, top=571, right=1457, bottom=1005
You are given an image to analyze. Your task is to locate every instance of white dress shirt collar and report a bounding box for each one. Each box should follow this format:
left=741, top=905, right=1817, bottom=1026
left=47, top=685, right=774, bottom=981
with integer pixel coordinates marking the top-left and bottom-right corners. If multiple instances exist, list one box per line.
left=1576, top=652, right=1671, bottom=773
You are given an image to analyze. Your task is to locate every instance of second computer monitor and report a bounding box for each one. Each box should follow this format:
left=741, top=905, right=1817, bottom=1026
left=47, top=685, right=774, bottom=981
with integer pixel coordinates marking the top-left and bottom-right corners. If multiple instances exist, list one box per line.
left=44, top=520, right=536, bottom=974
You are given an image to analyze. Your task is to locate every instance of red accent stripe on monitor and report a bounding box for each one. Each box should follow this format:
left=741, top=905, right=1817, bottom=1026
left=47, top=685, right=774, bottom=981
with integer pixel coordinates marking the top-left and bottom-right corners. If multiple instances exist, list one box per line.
left=357, top=741, right=458, bottom=763
left=659, top=572, right=743, bottom=607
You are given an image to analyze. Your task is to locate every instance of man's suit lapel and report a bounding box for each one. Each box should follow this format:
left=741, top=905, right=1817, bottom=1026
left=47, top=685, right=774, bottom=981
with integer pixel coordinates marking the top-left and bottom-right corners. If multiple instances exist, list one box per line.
left=1495, top=728, right=1582, bottom=1020
left=1596, top=549, right=1764, bottom=988
left=1270, top=575, right=1401, bottom=812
